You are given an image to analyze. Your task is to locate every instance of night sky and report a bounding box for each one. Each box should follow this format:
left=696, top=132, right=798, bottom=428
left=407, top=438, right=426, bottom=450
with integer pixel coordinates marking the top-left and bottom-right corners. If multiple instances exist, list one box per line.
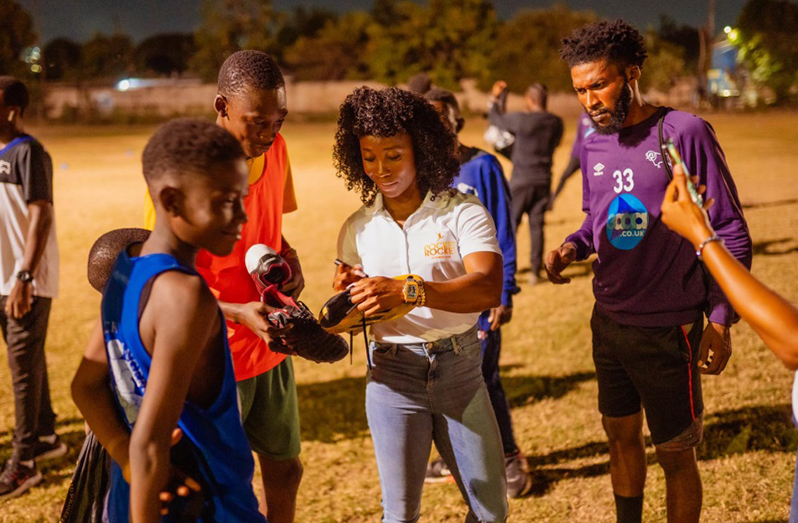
left=19, top=0, right=749, bottom=44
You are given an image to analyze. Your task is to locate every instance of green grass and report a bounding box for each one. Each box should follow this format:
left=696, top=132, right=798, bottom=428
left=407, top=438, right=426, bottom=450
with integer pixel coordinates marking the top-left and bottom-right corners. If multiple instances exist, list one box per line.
left=2, top=111, right=798, bottom=522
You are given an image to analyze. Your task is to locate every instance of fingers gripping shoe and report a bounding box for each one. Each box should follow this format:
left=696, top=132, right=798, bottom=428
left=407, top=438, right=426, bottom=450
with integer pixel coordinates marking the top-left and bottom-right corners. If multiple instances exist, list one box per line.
left=246, top=244, right=349, bottom=363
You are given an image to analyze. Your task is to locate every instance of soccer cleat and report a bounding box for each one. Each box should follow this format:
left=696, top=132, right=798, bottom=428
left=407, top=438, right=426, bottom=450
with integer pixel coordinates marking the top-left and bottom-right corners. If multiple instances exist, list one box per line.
left=505, top=451, right=533, bottom=498
left=34, top=435, right=68, bottom=462
left=0, top=458, right=42, bottom=500
left=318, top=275, right=417, bottom=335
left=424, top=458, right=454, bottom=484
left=245, top=244, right=349, bottom=363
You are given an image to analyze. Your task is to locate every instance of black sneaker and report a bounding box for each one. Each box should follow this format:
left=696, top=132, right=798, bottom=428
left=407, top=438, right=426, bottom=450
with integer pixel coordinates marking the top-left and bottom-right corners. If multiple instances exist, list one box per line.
left=0, top=458, right=42, bottom=500
left=505, top=451, right=533, bottom=498
left=34, top=435, right=68, bottom=462
left=424, top=458, right=454, bottom=484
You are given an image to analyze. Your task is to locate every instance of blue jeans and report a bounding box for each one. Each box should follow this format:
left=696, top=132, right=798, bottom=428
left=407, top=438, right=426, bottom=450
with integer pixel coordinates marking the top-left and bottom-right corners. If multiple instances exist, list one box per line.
left=366, top=327, right=508, bottom=523
left=477, top=314, right=518, bottom=456
left=791, top=445, right=798, bottom=523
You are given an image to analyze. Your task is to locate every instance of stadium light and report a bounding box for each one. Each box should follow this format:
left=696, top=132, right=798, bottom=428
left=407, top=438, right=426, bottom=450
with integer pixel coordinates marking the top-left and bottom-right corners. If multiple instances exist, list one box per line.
left=724, top=26, right=732, bottom=34
left=117, top=79, right=131, bottom=91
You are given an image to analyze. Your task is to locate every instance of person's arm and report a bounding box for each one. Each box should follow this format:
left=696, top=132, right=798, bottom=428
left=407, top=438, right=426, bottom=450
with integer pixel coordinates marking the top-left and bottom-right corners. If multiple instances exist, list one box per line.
left=488, top=81, right=519, bottom=134
left=661, top=166, right=798, bottom=369
left=279, top=235, right=304, bottom=298
left=71, top=320, right=133, bottom=480
left=349, top=251, right=503, bottom=315
left=349, top=201, right=503, bottom=314
left=546, top=152, right=594, bottom=284
left=677, top=120, right=752, bottom=374
left=5, top=200, right=53, bottom=319
left=477, top=157, right=518, bottom=330
left=128, top=271, right=219, bottom=523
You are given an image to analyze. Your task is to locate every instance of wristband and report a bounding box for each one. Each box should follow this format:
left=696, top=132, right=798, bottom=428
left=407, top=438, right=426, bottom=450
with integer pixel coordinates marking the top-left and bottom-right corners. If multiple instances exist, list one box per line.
left=696, top=234, right=723, bottom=260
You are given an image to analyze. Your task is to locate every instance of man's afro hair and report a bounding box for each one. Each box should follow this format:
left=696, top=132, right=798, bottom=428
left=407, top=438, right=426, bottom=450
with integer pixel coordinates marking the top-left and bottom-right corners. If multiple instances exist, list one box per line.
left=560, top=19, right=647, bottom=70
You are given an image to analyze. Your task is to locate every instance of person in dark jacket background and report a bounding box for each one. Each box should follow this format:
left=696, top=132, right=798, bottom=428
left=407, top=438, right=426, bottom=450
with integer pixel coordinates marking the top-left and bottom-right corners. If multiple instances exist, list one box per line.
left=489, top=81, right=563, bottom=284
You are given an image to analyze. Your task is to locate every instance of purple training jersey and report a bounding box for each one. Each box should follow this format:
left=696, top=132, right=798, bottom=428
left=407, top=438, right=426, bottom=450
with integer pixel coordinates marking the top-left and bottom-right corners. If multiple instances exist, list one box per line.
left=565, top=108, right=752, bottom=328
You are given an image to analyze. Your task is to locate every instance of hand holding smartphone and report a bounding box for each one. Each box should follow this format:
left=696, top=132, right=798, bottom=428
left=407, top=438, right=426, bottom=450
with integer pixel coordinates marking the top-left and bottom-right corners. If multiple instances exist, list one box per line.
left=662, top=138, right=703, bottom=206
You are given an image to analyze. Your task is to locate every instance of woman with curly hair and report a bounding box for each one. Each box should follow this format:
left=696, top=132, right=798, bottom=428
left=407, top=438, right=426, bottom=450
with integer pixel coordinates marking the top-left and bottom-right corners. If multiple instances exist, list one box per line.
left=332, top=86, right=509, bottom=522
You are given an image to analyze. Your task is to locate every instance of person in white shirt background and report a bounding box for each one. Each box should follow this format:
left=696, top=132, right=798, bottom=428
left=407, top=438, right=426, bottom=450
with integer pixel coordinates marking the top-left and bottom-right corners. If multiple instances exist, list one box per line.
left=332, top=86, right=509, bottom=523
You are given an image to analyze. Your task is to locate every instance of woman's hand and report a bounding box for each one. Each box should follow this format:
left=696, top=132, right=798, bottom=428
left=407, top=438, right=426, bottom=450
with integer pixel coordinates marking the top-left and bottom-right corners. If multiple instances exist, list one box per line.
left=333, top=261, right=366, bottom=292
left=660, top=163, right=715, bottom=248
left=491, top=80, right=507, bottom=99
left=349, top=277, right=405, bottom=317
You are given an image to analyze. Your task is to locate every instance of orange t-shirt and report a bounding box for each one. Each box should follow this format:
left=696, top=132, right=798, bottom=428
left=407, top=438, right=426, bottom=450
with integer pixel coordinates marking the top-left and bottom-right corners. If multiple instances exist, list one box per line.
left=143, top=133, right=298, bottom=381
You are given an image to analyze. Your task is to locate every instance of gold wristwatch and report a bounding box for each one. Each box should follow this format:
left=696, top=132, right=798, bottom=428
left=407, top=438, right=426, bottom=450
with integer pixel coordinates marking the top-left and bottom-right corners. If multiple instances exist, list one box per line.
left=402, top=275, right=426, bottom=307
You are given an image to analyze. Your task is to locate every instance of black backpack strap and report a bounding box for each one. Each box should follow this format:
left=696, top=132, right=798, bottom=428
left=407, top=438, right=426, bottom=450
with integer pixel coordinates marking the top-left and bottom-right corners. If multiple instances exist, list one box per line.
left=657, top=107, right=674, bottom=181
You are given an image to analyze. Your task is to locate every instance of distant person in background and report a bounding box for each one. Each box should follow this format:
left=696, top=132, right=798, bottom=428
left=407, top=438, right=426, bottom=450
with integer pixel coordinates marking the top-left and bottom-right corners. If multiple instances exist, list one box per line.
left=0, top=77, right=66, bottom=500
left=407, top=73, right=433, bottom=95
left=548, top=113, right=594, bottom=210
left=488, top=81, right=563, bottom=285
left=425, top=88, right=531, bottom=497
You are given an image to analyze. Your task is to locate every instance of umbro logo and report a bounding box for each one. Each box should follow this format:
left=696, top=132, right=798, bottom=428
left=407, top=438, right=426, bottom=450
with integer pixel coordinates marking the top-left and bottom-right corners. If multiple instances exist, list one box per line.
left=0, top=160, right=9, bottom=175
left=593, top=163, right=604, bottom=176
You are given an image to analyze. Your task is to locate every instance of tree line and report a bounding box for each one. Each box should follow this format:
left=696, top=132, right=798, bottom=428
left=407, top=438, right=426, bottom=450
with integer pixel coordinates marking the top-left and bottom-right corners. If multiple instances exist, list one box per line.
left=1, top=0, right=796, bottom=101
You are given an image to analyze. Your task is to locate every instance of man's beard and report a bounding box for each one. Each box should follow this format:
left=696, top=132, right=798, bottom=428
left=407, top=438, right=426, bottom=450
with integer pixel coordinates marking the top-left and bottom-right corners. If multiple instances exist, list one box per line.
left=590, top=80, right=633, bottom=136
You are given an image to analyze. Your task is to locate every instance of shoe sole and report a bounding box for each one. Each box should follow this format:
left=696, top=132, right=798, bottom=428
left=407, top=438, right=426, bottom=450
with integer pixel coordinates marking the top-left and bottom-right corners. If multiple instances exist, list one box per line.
left=0, top=471, right=43, bottom=500
left=35, top=442, right=68, bottom=462
left=424, top=475, right=455, bottom=484
left=506, top=472, right=534, bottom=499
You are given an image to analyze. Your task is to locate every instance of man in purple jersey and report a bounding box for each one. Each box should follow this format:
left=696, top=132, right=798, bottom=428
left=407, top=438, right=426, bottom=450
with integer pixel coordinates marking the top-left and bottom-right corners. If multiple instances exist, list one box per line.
left=546, top=20, right=752, bottom=523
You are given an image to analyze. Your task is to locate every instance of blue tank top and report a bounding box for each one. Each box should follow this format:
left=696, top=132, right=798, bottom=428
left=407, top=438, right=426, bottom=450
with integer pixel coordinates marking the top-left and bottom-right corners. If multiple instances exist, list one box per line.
left=101, top=250, right=265, bottom=523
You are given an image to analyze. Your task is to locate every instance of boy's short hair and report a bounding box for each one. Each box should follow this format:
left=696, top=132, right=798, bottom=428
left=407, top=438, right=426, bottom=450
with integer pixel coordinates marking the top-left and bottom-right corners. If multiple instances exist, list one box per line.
left=424, top=88, right=464, bottom=133
left=142, top=118, right=245, bottom=184
left=217, top=50, right=285, bottom=99
left=87, top=228, right=151, bottom=292
left=560, top=19, right=647, bottom=71
left=0, top=76, right=30, bottom=114
left=526, top=83, right=548, bottom=110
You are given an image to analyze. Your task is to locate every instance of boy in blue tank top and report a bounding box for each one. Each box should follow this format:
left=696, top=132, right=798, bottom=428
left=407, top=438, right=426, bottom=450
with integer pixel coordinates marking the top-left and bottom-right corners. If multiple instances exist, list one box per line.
left=71, top=118, right=267, bottom=523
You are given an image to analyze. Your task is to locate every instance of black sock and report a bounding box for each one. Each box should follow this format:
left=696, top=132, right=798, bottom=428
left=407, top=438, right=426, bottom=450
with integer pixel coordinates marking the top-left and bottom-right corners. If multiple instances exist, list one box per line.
left=614, top=493, right=643, bottom=523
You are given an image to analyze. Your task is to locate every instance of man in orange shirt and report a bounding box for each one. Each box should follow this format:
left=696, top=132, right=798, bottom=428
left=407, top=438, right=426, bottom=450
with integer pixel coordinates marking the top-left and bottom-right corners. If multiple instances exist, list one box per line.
left=144, top=51, right=303, bottom=523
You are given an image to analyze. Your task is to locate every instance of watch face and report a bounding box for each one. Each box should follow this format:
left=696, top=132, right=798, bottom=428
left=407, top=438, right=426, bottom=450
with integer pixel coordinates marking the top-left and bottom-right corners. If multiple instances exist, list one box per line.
left=406, top=285, right=418, bottom=301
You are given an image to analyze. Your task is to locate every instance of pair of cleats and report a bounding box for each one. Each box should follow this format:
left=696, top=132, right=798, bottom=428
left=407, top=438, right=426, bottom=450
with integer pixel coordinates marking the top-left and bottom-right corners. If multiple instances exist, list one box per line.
left=246, top=244, right=349, bottom=363
left=424, top=451, right=534, bottom=499
left=0, top=435, right=67, bottom=500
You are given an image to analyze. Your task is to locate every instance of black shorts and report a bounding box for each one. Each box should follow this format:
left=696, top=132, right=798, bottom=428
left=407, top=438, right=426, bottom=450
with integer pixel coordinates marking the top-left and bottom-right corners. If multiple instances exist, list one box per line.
left=591, top=305, right=703, bottom=446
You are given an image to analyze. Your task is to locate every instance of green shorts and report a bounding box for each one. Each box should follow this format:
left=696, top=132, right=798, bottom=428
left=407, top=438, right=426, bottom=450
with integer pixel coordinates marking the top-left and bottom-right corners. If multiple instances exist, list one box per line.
left=237, top=357, right=301, bottom=460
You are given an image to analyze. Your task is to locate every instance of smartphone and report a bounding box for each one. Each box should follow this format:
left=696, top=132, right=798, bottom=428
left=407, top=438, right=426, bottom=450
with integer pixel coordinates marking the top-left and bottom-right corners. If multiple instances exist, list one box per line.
left=662, top=138, right=703, bottom=206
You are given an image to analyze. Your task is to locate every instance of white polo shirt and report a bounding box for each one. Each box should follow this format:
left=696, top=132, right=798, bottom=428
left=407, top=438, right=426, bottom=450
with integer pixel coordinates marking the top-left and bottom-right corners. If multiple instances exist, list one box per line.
left=337, top=190, right=501, bottom=344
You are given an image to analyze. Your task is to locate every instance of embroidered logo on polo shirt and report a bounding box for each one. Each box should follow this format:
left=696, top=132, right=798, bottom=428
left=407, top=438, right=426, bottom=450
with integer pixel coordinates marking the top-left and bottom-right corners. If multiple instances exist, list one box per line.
left=593, top=163, right=604, bottom=176
left=645, top=150, right=663, bottom=168
left=606, top=194, right=649, bottom=250
left=0, top=160, right=10, bottom=175
left=424, top=232, right=456, bottom=259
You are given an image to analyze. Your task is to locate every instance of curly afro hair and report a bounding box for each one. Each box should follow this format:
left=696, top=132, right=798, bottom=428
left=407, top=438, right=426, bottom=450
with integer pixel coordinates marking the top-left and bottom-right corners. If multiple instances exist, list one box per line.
left=560, top=19, right=647, bottom=71
left=333, top=86, right=459, bottom=207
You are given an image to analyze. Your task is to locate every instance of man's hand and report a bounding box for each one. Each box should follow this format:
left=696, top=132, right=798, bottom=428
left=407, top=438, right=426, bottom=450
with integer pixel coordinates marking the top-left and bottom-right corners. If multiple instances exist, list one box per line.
left=491, top=80, right=507, bottom=99
left=487, top=304, right=512, bottom=331
left=281, top=248, right=305, bottom=299
left=5, top=280, right=33, bottom=319
left=158, top=429, right=203, bottom=518
left=698, top=322, right=731, bottom=375
left=349, top=276, right=405, bottom=317
left=545, top=243, right=577, bottom=284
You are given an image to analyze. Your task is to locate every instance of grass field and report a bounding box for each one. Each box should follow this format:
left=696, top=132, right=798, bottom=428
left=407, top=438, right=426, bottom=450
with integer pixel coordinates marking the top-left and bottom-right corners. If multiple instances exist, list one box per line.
left=2, top=111, right=798, bottom=522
